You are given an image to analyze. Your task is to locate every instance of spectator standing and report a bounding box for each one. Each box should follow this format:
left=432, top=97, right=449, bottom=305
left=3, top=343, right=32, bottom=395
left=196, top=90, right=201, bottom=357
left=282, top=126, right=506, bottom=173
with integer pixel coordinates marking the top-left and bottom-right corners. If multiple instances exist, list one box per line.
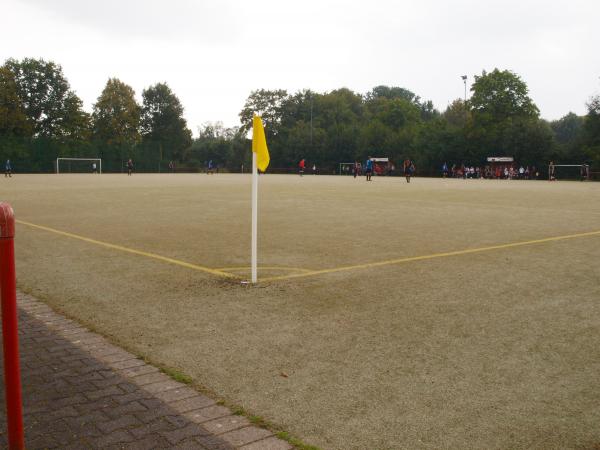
left=127, top=159, right=134, bottom=176
left=580, top=163, right=589, bottom=181
left=403, top=159, right=413, bottom=183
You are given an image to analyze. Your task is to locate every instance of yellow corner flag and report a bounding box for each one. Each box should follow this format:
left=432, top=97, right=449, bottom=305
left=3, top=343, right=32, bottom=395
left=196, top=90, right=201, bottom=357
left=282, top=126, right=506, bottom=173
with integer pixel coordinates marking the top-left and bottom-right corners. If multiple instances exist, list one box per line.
left=252, top=115, right=270, bottom=172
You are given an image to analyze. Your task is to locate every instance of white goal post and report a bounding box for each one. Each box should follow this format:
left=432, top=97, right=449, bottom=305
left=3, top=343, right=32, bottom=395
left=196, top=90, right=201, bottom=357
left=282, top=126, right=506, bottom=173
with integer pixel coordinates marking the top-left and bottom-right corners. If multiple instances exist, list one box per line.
left=549, top=164, right=590, bottom=180
left=339, top=162, right=357, bottom=175
left=56, top=158, right=102, bottom=174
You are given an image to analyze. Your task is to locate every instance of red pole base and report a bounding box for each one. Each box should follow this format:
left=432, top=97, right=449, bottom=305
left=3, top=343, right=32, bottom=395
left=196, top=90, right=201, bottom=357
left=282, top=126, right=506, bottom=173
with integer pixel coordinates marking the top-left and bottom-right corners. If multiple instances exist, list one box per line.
left=0, top=203, right=25, bottom=450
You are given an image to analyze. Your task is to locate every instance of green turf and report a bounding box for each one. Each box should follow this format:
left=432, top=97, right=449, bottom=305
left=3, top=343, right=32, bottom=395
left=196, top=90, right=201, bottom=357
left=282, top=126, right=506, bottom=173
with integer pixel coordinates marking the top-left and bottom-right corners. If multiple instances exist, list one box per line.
left=4, top=174, right=600, bottom=449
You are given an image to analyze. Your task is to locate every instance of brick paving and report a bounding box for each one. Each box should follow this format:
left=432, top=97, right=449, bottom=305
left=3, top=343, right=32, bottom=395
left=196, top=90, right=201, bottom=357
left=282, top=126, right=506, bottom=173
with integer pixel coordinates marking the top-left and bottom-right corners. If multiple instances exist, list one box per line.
left=0, top=292, right=292, bottom=450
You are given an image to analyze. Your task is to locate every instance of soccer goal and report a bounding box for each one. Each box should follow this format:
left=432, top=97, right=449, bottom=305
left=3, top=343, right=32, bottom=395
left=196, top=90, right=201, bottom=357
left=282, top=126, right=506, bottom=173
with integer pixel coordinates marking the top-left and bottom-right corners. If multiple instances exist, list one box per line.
left=550, top=164, right=589, bottom=181
left=339, top=162, right=357, bottom=175
left=56, top=158, right=102, bottom=174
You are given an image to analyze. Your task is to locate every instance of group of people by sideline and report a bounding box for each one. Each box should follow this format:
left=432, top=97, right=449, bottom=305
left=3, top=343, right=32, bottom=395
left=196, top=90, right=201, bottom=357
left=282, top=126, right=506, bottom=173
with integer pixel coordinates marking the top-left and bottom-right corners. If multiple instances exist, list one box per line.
left=345, top=158, right=415, bottom=183
left=300, top=157, right=416, bottom=182
left=442, top=161, right=591, bottom=181
left=358, top=157, right=414, bottom=183
left=442, top=162, right=541, bottom=180
left=4, top=156, right=592, bottom=180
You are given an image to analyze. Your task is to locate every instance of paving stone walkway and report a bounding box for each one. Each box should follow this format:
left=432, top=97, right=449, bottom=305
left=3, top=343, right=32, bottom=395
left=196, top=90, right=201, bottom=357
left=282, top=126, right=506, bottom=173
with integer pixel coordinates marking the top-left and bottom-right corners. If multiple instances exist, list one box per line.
left=0, top=292, right=291, bottom=449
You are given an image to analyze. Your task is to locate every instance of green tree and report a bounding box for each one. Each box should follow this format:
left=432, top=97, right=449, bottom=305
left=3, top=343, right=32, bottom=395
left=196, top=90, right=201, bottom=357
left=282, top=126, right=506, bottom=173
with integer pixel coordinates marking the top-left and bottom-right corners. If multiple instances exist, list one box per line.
left=190, top=122, right=249, bottom=171
left=466, top=69, right=551, bottom=166
left=583, top=95, right=600, bottom=166
left=61, top=95, right=91, bottom=142
left=365, top=96, right=421, bottom=129
left=366, top=85, right=420, bottom=103
left=91, top=78, right=140, bottom=171
left=550, top=112, right=585, bottom=162
left=4, top=58, right=88, bottom=138
left=92, top=78, right=140, bottom=146
left=551, top=112, right=584, bottom=144
left=314, top=88, right=363, bottom=165
left=0, top=67, right=32, bottom=137
left=470, top=69, right=539, bottom=122
left=141, top=82, right=192, bottom=162
left=443, top=99, right=470, bottom=129
left=239, top=89, right=288, bottom=136
left=0, top=67, right=33, bottom=167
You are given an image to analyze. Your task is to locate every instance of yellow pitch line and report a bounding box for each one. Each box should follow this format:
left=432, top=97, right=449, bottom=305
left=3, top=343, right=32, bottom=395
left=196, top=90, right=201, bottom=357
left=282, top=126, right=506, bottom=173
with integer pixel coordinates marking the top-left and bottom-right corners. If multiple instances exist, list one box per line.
left=215, top=266, right=313, bottom=273
left=16, top=220, right=237, bottom=279
left=260, top=230, right=600, bottom=283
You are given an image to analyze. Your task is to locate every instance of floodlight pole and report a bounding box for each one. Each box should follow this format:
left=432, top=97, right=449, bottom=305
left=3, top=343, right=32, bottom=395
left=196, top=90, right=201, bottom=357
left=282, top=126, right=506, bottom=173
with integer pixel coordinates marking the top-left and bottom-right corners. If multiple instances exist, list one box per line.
left=251, top=152, right=258, bottom=283
left=310, top=94, right=313, bottom=146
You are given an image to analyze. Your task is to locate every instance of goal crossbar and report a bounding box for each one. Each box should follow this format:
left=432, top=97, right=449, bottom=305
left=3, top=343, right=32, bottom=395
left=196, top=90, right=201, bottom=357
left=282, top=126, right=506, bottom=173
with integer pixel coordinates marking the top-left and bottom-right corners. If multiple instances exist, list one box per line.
left=56, top=158, right=102, bottom=174
left=550, top=164, right=590, bottom=180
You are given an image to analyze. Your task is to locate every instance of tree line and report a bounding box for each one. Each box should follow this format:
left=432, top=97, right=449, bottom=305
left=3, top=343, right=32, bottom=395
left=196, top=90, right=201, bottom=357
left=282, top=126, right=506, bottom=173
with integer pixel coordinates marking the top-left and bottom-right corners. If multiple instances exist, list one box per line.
left=1, top=57, right=599, bottom=175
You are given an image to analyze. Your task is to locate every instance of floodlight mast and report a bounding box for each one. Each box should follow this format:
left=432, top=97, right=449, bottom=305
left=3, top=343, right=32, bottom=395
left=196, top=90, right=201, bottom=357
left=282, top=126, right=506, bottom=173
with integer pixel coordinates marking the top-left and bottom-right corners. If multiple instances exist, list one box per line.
left=461, top=75, right=468, bottom=121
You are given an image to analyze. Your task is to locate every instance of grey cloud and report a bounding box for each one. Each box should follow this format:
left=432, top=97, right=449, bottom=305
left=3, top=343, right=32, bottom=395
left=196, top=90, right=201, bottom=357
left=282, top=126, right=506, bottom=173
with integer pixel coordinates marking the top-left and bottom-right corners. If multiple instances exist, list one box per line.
left=19, top=0, right=242, bottom=42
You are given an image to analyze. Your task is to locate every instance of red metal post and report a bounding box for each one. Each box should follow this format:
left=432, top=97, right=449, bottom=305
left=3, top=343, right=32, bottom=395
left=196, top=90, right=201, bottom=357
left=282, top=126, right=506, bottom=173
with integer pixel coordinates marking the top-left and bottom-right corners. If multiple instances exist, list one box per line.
left=0, top=203, right=25, bottom=450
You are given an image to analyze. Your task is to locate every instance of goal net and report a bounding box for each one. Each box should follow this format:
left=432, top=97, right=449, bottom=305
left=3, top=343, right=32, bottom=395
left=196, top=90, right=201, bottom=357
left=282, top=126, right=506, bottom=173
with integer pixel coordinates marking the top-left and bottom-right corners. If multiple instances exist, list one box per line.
left=56, top=158, right=102, bottom=174
left=550, top=164, right=589, bottom=181
left=339, top=162, right=358, bottom=175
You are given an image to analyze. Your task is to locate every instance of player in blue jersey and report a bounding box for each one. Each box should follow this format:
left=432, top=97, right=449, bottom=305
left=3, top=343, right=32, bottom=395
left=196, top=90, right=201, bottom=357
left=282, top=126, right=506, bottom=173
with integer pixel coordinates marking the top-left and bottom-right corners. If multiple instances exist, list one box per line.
left=365, top=157, right=373, bottom=181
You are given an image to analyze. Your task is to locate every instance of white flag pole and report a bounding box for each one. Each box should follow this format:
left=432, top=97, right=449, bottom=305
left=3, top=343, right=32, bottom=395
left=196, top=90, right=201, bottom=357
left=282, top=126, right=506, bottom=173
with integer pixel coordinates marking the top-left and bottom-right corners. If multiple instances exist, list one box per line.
left=251, top=151, right=258, bottom=283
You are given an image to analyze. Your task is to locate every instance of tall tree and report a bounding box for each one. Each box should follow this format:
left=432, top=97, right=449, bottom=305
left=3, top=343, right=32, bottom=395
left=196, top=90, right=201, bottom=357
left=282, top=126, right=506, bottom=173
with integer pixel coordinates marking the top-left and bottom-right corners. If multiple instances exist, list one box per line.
left=366, top=85, right=420, bottom=103
left=140, top=83, right=192, bottom=162
left=191, top=122, right=248, bottom=170
left=550, top=112, right=585, bottom=162
left=443, top=99, right=470, bottom=129
left=0, top=67, right=32, bottom=137
left=0, top=67, right=33, bottom=166
left=466, top=69, right=550, bottom=163
left=239, top=89, right=288, bottom=136
left=470, top=69, right=539, bottom=122
left=583, top=95, right=600, bottom=165
left=551, top=112, right=584, bottom=145
left=3, top=58, right=88, bottom=138
left=92, top=78, right=140, bottom=146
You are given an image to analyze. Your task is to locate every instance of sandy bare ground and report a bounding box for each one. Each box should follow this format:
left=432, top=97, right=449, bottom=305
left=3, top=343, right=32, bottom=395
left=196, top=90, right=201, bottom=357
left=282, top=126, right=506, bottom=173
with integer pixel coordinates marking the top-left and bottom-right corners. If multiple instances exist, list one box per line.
left=3, top=174, right=600, bottom=449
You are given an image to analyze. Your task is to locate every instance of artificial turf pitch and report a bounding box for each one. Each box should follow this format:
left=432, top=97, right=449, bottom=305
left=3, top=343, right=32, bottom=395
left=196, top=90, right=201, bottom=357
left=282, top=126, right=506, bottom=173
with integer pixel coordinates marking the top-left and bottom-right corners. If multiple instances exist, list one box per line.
left=4, top=173, right=600, bottom=449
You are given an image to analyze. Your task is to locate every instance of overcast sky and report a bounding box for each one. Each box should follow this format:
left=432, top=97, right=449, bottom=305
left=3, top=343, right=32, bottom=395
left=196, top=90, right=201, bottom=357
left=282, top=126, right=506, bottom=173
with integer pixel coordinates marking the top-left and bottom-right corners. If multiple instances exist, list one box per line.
left=4, top=0, right=600, bottom=135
